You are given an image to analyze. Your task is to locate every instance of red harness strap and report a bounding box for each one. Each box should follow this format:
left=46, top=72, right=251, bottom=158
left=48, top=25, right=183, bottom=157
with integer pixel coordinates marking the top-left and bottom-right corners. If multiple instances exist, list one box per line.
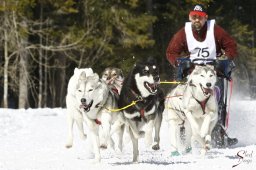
left=95, top=119, right=102, bottom=125
left=195, top=97, right=210, bottom=114
left=140, top=109, right=145, bottom=117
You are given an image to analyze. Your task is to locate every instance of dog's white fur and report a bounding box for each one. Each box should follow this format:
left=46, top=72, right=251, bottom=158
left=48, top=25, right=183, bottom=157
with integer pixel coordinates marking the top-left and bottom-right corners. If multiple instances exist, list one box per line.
left=165, top=65, right=218, bottom=156
left=65, top=68, right=93, bottom=148
left=77, top=73, right=124, bottom=162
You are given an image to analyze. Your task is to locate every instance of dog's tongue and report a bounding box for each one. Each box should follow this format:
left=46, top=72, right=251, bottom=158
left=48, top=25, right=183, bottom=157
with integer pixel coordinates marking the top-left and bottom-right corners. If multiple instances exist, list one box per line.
left=80, top=101, right=93, bottom=112
left=204, top=88, right=212, bottom=95
left=145, top=82, right=157, bottom=93
left=149, top=83, right=157, bottom=91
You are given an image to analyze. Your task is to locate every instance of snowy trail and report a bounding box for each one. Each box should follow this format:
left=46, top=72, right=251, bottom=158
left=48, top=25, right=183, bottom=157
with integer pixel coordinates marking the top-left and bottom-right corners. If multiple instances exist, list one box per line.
left=0, top=100, right=255, bottom=170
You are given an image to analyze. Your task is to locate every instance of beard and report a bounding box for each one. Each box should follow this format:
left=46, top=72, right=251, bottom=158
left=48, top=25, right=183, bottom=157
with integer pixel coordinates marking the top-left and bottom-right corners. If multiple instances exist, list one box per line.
left=192, top=22, right=203, bottom=31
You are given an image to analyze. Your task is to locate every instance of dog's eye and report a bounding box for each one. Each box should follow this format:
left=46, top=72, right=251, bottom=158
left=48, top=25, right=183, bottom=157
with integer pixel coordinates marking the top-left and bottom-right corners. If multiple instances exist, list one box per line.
left=112, top=73, right=117, bottom=76
left=88, top=89, right=93, bottom=92
left=210, top=75, right=213, bottom=77
left=200, top=75, right=204, bottom=77
left=78, top=90, right=82, bottom=92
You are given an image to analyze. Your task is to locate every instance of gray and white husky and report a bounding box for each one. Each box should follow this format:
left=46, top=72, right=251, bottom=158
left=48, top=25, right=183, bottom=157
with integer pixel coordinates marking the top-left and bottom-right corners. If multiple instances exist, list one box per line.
left=164, top=65, right=218, bottom=156
left=75, top=72, right=124, bottom=162
left=118, top=58, right=165, bottom=162
left=101, top=67, right=124, bottom=95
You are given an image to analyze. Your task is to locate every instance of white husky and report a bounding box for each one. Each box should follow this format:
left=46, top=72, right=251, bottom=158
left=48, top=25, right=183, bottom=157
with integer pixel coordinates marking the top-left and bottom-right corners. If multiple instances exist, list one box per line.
left=65, top=68, right=94, bottom=148
left=165, top=65, right=218, bottom=156
left=76, top=73, right=124, bottom=162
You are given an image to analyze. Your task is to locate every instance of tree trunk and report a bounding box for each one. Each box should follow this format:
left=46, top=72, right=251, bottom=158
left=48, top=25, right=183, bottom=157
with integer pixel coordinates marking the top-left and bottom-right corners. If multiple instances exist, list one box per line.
left=18, top=45, right=28, bottom=109
left=11, top=10, right=29, bottom=109
left=3, top=28, right=9, bottom=108
left=38, top=2, right=43, bottom=108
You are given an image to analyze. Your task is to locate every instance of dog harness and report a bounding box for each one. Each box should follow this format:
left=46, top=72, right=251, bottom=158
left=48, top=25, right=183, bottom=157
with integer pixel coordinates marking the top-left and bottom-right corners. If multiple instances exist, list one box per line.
left=185, top=20, right=216, bottom=64
left=194, top=97, right=210, bottom=115
left=189, top=82, right=211, bottom=115
left=129, top=89, right=154, bottom=122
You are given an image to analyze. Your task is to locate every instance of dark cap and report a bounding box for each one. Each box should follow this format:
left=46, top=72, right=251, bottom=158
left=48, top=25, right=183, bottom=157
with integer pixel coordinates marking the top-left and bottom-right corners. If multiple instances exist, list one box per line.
left=189, top=4, right=207, bottom=17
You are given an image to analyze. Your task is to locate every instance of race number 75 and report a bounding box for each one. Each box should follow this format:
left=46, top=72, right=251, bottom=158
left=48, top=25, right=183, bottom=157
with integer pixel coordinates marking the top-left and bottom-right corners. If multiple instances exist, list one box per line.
left=195, top=47, right=209, bottom=58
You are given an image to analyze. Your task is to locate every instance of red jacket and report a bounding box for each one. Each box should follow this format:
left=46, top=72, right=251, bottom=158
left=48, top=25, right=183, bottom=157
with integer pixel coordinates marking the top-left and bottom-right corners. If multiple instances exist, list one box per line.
left=166, top=22, right=237, bottom=66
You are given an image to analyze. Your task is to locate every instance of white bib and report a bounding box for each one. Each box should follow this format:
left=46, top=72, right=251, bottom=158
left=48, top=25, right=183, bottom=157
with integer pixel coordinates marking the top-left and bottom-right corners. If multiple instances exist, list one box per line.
left=185, top=20, right=216, bottom=64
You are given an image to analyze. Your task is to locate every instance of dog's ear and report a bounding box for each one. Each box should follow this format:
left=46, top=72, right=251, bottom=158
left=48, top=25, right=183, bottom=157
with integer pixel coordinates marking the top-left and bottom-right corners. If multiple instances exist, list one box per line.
left=117, top=68, right=124, bottom=78
left=92, top=73, right=100, bottom=81
left=146, top=57, right=157, bottom=65
left=79, top=71, right=87, bottom=80
left=74, top=67, right=79, bottom=74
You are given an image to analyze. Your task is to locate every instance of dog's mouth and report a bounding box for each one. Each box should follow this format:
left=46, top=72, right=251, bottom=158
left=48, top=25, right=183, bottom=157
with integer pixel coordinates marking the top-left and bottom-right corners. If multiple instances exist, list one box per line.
left=80, top=100, right=93, bottom=112
left=144, top=81, right=157, bottom=94
left=200, top=84, right=213, bottom=96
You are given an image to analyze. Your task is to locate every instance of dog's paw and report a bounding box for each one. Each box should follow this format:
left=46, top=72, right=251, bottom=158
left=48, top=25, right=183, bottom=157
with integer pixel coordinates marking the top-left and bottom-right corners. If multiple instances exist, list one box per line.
left=65, top=144, right=72, bottom=149
left=200, top=131, right=207, bottom=138
left=100, top=144, right=107, bottom=149
left=65, top=142, right=73, bottom=148
left=205, top=135, right=212, bottom=150
left=151, top=142, right=160, bottom=150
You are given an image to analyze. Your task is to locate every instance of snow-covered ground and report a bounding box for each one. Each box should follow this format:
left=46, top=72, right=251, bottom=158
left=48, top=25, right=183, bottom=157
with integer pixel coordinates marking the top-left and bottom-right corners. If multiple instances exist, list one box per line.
left=0, top=99, right=255, bottom=170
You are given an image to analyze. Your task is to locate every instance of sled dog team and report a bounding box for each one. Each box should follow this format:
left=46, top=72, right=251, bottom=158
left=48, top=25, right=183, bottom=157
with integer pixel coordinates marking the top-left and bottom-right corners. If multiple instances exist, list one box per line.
left=65, top=58, right=219, bottom=163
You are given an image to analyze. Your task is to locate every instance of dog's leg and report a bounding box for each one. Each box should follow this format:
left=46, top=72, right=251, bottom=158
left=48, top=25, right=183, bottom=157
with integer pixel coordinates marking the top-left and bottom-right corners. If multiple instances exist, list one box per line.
left=110, top=116, right=125, bottom=136
left=84, top=117, right=101, bottom=163
left=129, top=127, right=139, bottom=163
left=168, top=119, right=180, bottom=155
left=100, top=112, right=112, bottom=149
left=116, top=124, right=125, bottom=153
left=200, top=113, right=212, bottom=138
left=205, top=113, right=218, bottom=149
left=152, top=113, right=162, bottom=150
left=65, top=109, right=75, bottom=148
left=184, top=110, right=199, bottom=135
left=75, top=118, right=87, bottom=140
left=144, top=120, right=154, bottom=148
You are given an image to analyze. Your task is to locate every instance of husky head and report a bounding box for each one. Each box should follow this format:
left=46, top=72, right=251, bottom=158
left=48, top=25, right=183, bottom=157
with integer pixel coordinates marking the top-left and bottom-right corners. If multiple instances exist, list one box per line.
left=101, top=67, right=124, bottom=86
left=76, top=73, right=108, bottom=115
left=189, top=65, right=217, bottom=96
left=67, top=67, right=94, bottom=96
left=133, top=58, right=160, bottom=97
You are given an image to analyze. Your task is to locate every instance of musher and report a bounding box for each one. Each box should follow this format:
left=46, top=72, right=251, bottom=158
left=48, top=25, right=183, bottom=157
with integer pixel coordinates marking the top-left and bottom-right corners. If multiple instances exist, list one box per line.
left=166, top=4, right=238, bottom=148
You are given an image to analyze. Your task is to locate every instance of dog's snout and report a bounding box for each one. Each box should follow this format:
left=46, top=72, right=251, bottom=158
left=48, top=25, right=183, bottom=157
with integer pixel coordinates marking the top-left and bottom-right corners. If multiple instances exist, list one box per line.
left=81, top=98, right=86, bottom=103
left=206, top=83, right=212, bottom=87
left=154, top=76, right=160, bottom=82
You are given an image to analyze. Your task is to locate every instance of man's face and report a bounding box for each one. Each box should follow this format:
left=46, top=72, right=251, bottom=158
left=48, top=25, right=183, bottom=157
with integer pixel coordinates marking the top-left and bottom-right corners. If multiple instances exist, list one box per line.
left=189, top=15, right=208, bottom=31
